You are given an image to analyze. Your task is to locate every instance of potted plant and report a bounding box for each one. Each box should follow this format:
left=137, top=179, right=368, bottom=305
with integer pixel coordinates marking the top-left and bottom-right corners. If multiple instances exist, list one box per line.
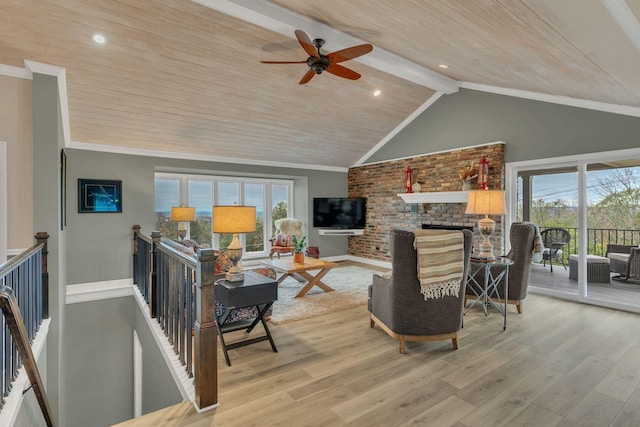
left=292, top=235, right=307, bottom=263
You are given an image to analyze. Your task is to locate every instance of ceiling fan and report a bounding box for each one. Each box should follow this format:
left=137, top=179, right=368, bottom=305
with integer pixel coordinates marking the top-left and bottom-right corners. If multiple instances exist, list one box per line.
left=261, top=30, right=373, bottom=84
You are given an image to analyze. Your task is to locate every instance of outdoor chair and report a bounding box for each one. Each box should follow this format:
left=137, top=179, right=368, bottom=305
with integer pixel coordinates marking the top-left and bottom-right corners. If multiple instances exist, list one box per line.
left=606, top=244, right=640, bottom=282
left=368, top=229, right=472, bottom=353
left=540, top=227, right=571, bottom=272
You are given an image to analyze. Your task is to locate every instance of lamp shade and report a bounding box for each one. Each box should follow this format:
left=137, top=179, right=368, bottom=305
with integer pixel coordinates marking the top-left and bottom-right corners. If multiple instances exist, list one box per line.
left=213, top=206, right=256, bottom=233
left=466, top=190, right=506, bottom=216
left=171, top=206, right=196, bottom=222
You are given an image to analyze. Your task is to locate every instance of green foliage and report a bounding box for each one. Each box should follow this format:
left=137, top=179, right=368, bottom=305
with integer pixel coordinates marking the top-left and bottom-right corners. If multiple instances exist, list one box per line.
left=245, top=216, right=265, bottom=252
left=189, top=218, right=212, bottom=246
left=531, top=198, right=577, bottom=229
left=589, top=168, right=640, bottom=231
left=271, top=201, right=288, bottom=234
left=292, top=235, right=306, bottom=253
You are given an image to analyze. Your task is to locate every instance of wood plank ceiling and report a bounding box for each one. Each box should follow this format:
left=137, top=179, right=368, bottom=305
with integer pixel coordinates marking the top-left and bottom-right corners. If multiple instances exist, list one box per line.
left=1, top=0, right=640, bottom=169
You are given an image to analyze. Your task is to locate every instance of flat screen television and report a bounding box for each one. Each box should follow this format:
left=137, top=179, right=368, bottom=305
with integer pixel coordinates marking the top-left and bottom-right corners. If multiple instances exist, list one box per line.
left=313, top=197, right=366, bottom=229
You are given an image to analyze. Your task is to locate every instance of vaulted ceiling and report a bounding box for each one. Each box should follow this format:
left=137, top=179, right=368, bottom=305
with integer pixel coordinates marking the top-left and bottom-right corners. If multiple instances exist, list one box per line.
left=2, top=0, right=640, bottom=170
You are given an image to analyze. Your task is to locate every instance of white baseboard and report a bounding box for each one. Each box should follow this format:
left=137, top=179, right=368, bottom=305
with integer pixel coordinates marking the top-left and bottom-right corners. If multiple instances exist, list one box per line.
left=66, top=279, right=134, bottom=304
left=329, top=255, right=392, bottom=269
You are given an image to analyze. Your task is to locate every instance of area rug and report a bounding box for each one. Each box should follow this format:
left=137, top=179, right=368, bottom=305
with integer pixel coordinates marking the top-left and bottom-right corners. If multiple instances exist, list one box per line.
left=268, top=262, right=390, bottom=325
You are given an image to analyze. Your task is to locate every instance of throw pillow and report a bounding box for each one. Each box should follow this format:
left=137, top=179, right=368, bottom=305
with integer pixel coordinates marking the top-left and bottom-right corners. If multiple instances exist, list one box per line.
left=274, top=234, right=293, bottom=247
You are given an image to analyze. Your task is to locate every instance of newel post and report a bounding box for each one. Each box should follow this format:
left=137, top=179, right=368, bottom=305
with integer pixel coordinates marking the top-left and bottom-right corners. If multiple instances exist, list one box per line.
left=35, top=232, right=49, bottom=318
left=194, top=248, right=218, bottom=410
left=150, top=231, right=162, bottom=319
left=133, top=225, right=141, bottom=278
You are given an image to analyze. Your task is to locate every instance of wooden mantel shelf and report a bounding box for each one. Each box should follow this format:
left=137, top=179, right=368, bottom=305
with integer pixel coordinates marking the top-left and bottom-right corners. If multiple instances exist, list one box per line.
left=397, top=191, right=468, bottom=204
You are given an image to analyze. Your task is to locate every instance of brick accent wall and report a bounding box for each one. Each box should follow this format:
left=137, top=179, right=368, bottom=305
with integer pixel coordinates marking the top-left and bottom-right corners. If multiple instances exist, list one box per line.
left=347, top=143, right=505, bottom=262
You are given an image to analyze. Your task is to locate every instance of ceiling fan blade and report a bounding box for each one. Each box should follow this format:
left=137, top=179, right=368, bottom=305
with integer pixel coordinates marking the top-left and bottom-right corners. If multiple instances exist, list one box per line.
left=260, top=60, right=306, bottom=64
left=299, top=69, right=315, bottom=84
left=326, top=63, right=361, bottom=80
left=295, top=30, right=319, bottom=58
left=327, top=44, right=373, bottom=63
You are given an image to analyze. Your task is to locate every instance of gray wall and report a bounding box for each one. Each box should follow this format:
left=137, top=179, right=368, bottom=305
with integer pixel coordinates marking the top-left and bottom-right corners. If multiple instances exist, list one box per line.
left=65, top=149, right=347, bottom=285
left=366, top=88, right=640, bottom=164
left=32, top=73, right=66, bottom=425
left=64, top=298, right=135, bottom=427
left=63, top=297, right=183, bottom=427
left=133, top=306, right=184, bottom=414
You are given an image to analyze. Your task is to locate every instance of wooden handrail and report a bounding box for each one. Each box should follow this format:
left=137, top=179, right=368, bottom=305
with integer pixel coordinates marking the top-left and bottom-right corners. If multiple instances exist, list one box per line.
left=0, top=286, right=55, bottom=427
left=132, top=226, right=218, bottom=410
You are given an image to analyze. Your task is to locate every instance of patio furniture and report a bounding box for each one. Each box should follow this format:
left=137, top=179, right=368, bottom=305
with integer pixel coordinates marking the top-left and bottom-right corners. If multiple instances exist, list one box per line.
left=606, top=244, right=640, bottom=281
left=368, top=229, right=473, bottom=353
left=540, top=227, right=571, bottom=272
left=568, top=254, right=610, bottom=283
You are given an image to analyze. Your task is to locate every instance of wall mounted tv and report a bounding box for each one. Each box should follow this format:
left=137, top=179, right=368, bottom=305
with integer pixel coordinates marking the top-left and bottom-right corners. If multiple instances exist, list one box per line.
left=313, top=197, right=367, bottom=229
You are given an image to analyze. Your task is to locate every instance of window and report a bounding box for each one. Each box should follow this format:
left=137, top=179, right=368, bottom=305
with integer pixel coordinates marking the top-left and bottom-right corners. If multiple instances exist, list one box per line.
left=155, top=173, right=293, bottom=258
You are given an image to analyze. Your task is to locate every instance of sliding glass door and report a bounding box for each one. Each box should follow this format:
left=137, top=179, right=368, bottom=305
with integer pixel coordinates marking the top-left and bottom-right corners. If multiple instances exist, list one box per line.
left=506, top=148, right=640, bottom=312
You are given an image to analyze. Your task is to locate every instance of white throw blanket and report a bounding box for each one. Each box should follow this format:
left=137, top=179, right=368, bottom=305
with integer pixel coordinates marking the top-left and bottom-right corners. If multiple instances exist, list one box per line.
left=521, top=221, right=544, bottom=262
left=413, top=230, right=464, bottom=300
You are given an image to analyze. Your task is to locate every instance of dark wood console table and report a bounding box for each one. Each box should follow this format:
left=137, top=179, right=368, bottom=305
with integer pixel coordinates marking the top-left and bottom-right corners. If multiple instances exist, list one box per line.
left=215, top=271, right=278, bottom=366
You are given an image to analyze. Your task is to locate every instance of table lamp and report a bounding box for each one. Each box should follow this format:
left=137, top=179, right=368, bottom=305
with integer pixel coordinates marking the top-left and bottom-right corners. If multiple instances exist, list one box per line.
left=465, top=190, right=506, bottom=260
left=213, top=204, right=256, bottom=282
left=171, top=205, right=196, bottom=240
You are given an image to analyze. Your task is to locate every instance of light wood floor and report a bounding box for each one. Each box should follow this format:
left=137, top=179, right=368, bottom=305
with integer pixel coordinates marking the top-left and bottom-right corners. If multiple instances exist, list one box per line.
left=116, top=292, right=640, bottom=427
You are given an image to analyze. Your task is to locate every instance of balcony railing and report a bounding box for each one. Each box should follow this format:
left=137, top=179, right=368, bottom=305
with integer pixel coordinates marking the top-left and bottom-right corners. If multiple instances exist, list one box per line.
left=132, top=226, right=218, bottom=411
left=0, top=232, right=54, bottom=426
left=539, top=226, right=640, bottom=266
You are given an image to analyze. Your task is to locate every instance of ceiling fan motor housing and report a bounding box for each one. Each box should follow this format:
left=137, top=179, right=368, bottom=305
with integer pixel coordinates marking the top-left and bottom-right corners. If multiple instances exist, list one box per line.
left=307, top=55, right=330, bottom=74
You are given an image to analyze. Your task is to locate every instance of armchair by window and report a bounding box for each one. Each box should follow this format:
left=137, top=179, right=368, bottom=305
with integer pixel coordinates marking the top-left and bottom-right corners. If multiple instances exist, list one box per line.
left=540, top=227, right=571, bottom=272
left=465, top=222, right=536, bottom=314
left=606, top=244, right=640, bottom=281
left=269, top=218, right=303, bottom=259
left=368, top=229, right=472, bottom=353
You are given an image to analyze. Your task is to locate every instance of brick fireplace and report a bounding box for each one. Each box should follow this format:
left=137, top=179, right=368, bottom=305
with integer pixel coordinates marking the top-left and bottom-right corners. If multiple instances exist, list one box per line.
left=347, top=143, right=505, bottom=262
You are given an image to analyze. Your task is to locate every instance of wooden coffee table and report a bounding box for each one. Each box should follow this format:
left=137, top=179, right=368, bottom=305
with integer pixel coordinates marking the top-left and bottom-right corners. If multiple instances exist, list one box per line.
left=261, top=257, right=339, bottom=298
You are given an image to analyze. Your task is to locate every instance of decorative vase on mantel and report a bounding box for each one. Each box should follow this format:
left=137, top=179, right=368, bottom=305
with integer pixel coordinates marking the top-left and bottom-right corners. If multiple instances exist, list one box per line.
left=462, top=180, right=474, bottom=191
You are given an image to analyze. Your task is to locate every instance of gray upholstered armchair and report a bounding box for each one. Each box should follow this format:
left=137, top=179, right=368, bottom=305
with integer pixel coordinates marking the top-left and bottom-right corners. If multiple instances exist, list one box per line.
left=368, top=229, right=472, bottom=353
left=465, top=222, right=536, bottom=313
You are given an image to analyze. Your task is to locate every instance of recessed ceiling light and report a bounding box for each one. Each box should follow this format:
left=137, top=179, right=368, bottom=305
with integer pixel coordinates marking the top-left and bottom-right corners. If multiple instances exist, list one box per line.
left=92, top=33, right=107, bottom=44
left=438, top=64, right=449, bottom=69
left=373, top=89, right=382, bottom=97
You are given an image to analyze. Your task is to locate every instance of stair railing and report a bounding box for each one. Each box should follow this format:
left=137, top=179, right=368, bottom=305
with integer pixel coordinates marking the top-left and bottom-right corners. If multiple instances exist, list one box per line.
left=0, top=232, right=54, bottom=426
left=133, top=226, right=218, bottom=410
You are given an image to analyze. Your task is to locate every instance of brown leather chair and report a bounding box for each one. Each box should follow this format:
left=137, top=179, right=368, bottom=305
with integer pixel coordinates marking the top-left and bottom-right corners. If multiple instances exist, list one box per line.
left=368, top=229, right=472, bottom=353
left=465, top=222, right=536, bottom=313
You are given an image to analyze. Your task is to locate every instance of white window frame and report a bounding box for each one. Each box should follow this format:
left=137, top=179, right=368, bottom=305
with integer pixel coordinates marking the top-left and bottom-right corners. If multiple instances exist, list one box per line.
left=155, top=172, right=294, bottom=258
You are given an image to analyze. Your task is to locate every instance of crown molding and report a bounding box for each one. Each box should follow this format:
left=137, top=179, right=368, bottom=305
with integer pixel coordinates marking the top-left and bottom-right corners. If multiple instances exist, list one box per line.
left=24, top=60, right=71, bottom=146
left=67, top=140, right=349, bottom=173
left=0, top=64, right=31, bottom=79
left=355, top=141, right=505, bottom=168
left=460, top=81, right=640, bottom=117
